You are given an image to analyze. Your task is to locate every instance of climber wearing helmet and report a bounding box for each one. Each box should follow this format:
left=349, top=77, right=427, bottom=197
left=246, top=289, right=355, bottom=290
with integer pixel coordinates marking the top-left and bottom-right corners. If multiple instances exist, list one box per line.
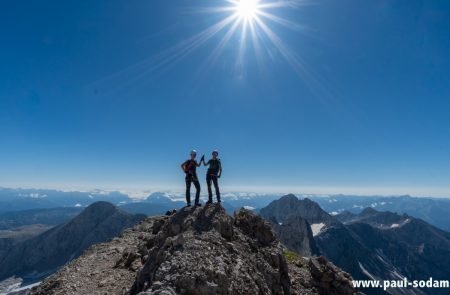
left=181, top=150, right=204, bottom=207
left=202, top=150, right=222, bottom=204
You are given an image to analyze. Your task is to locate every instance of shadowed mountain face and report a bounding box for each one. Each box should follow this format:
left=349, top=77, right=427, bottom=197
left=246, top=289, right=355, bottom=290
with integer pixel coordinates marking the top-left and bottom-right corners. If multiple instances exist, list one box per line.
left=31, top=204, right=359, bottom=295
left=339, top=210, right=450, bottom=281
left=270, top=215, right=320, bottom=257
left=0, top=201, right=145, bottom=283
left=0, top=224, right=54, bottom=259
left=260, top=194, right=337, bottom=258
left=260, top=195, right=450, bottom=295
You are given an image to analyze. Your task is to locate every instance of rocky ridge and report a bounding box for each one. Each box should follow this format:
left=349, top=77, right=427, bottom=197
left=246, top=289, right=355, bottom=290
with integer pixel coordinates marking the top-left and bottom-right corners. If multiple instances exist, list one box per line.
left=31, top=204, right=358, bottom=295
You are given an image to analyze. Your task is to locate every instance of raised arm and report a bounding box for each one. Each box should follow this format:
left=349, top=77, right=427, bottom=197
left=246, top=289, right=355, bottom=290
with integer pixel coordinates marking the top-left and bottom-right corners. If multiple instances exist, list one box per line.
left=201, top=155, right=208, bottom=166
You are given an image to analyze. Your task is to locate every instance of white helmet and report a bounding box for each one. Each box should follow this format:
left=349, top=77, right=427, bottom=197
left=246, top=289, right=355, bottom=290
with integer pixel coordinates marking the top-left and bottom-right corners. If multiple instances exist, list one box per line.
left=212, top=149, right=219, bottom=156
left=190, top=149, right=197, bottom=155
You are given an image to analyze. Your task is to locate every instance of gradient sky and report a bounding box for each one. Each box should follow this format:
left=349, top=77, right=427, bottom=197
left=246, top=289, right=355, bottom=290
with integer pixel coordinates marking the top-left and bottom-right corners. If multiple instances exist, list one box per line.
left=1, top=0, right=449, bottom=196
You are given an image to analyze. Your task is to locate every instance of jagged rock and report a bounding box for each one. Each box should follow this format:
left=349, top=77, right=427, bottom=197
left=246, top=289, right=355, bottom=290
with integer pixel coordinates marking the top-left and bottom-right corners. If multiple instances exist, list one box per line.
left=130, top=205, right=291, bottom=294
left=31, top=204, right=360, bottom=295
left=234, top=209, right=276, bottom=246
left=308, top=256, right=356, bottom=295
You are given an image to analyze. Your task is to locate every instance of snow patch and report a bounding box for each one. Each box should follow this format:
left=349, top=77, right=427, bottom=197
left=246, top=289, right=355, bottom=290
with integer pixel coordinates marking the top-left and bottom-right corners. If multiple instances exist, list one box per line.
left=310, top=223, right=325, bottom=236
left=390, top=270, right=405, bottom=280
left=243, top=206, right=255, bottom=210
left=418, top=243, right=425, bottom=254
left=74, top=203, right=82, bottom=207
left=9, top=281, right=41, bottom=293
left=376, top=254, right=389, bottom=266
left=329, top=211, right=339, bottom=216
left=0, top=276, right=22, bottom=294
left=358, top=262, right=377, bottom=280
left=388, top=218, right=410, bottom=229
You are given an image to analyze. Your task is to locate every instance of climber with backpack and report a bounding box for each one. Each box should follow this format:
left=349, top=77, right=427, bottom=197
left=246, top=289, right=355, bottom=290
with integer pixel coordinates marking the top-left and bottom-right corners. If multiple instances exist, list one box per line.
left=202, top=150, right=222, bottom=204
left=181, top=150, right=204, bottom=207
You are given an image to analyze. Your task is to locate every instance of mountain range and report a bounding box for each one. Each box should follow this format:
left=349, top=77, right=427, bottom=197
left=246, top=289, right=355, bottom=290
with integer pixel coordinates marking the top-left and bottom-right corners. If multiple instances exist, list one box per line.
left=0, top=190, right=448, bottom=294
left=30, top=204, right=359, bottom=295
left=260, top=194, right=450, bottom=295
left=2, top=188, right=449, bottom=232
left=307, top=195, right=450, bottom=232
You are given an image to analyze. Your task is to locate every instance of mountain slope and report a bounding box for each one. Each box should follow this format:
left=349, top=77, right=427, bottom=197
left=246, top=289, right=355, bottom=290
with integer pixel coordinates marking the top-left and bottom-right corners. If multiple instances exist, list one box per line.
left=341, top=210, right=450, bottom=281
left=0, top=202, right=144, bottom=282
left=31, top=204, right=359, bottom=295
left=0, top=224, right=54, bottom=257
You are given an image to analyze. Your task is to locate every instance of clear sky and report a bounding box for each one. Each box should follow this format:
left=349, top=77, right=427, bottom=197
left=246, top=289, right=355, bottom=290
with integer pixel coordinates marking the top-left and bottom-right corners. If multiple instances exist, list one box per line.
left=1, top=0, right=449, bottom=196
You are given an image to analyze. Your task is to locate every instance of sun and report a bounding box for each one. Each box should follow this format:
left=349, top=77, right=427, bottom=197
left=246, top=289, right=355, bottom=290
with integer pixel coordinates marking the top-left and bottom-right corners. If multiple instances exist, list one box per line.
left=234, top=0, right=260, bottom=21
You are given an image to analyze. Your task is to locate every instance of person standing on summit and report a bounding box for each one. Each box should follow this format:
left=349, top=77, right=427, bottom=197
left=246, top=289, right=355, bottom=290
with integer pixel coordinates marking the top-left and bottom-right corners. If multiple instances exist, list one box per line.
left=202, top=150, right=222, bottom=204
left=181, top=150, right=204, bottom=207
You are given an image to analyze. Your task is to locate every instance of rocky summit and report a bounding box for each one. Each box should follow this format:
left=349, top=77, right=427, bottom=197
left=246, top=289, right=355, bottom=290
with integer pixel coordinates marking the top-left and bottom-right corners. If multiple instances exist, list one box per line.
left=31, top=204, right=358, bottom=295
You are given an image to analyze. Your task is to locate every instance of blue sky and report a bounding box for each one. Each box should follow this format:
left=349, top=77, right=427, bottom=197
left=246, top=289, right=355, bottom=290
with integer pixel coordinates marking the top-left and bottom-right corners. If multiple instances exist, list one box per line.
left=1, top=0, right=449, bottom=196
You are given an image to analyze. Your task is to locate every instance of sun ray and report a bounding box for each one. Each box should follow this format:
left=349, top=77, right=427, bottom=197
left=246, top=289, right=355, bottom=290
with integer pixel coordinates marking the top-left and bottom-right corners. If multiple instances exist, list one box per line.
left=237, top=18, right=249, bottom=69
left=254, top=15, right=307, bottom=76
left=207, top=15, right=242, bottom=64
left=258, top=0, right=313, bottom=10
left=93, top=0, right=312, bottom=95
left=256, top=10, right=305, bottom=31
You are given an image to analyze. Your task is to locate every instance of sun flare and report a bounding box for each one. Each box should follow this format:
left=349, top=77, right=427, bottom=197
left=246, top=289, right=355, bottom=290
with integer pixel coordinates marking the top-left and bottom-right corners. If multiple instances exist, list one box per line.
left=234, top=0, right=260, bottom=21
left=124, top=0, right=309, bottom=83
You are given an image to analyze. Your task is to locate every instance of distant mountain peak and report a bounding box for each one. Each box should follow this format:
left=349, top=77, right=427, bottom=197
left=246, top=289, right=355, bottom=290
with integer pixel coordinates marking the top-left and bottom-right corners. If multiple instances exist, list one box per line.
left=83, top=201, right=117, bottom=212
left=260, top=194, right=337, bottom=226
left=281, top=193, right=298, bottom=200
left=360, top=207, right=378, bottom=215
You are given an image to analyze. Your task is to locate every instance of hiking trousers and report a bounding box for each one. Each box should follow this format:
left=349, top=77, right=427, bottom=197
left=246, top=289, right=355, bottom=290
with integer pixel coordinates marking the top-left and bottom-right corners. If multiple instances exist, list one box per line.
left=206, top=174, right=220, bottom=202
left=185, top=174, right=200, bottom=205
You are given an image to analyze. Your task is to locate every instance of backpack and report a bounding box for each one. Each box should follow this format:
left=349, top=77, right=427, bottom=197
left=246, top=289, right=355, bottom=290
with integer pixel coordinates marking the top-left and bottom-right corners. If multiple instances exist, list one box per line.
left=184, top=160, right=194, bottom=173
